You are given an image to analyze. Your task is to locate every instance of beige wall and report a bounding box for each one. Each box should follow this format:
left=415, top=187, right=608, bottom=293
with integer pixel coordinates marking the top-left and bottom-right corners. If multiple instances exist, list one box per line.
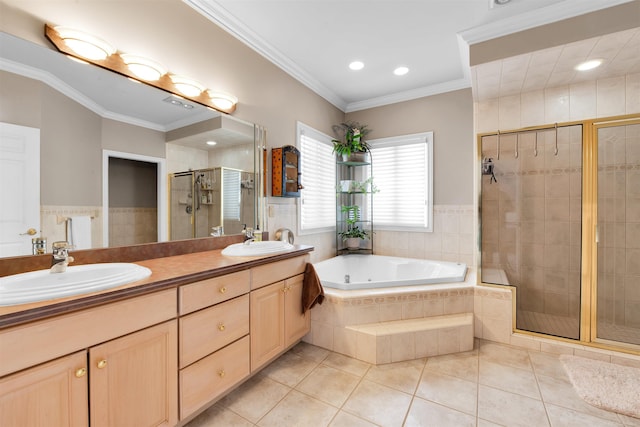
left=347, top=89, right=474, bottom=206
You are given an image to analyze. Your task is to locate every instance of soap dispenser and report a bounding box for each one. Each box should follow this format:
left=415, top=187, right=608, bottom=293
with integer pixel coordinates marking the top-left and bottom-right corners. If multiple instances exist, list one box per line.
left=254, top=226, right=262, bottom=242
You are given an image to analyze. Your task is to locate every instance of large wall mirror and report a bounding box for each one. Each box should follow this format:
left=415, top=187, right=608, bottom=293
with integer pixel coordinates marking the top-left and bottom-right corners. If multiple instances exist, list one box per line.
left=0, top=31, right=265, bottom=257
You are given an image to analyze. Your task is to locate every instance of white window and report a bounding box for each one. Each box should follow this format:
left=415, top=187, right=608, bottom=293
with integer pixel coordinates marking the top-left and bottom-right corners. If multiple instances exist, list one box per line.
left=222, top=168, right=241, bottom=220
left=369, top=131, right=433, bottom=231
left=297, top=122, right=336, bottom=234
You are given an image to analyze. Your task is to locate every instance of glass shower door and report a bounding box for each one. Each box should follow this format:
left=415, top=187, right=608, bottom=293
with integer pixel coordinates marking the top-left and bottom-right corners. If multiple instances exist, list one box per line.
left=596, top=122, right=640, bottom=346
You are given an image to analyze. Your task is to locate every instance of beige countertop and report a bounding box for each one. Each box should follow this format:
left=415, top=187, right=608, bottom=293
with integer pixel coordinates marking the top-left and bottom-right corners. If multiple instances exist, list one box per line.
left=0, top=245, right=313, bottom=329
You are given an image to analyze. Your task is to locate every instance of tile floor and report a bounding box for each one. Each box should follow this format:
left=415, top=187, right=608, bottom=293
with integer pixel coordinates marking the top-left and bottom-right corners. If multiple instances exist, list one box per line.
left=185, top=340, right=640, bottom=427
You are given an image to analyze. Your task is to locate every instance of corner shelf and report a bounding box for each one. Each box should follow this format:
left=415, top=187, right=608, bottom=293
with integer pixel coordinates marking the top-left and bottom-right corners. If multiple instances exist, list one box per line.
left=336, top=153, right=373, bottom=256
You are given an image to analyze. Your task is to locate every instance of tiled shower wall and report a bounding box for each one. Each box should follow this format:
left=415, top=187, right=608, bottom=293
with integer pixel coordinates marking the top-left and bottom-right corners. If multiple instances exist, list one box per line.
left=481, top=126, right=583, bottom=323
left=597, top=123, right=640, bottom=334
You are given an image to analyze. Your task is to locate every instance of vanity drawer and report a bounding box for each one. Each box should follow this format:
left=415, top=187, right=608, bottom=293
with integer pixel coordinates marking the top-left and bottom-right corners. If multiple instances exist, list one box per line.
left=0, top=289, right=176, bottom=377
left=179, top=294, right=249, bottom=368
left=251, top=254, right=309, bottom=290
left=179, top=270, right=250, bottom=315
left=180, top=335, right=250, bottom=420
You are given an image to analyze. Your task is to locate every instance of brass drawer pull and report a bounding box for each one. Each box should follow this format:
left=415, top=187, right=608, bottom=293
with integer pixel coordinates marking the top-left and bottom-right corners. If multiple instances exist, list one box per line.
left=97, top=359, right=107, bottom=369
left=75, top=367, right=87, bottom=378
left=218, top=323, right=226, bottom=331
left=218, top=370, right=225, bottom=378
left=219, top=286, right=227, bottom=294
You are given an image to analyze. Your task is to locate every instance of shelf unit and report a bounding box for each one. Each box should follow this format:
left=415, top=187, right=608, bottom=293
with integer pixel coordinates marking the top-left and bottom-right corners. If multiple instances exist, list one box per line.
left=336, top=153, right=373, bottom=255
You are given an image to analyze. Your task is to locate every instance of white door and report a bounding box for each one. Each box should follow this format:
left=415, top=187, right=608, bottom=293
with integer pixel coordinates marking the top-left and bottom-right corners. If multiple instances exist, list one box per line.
left=0, top=123, right=40, bottom=256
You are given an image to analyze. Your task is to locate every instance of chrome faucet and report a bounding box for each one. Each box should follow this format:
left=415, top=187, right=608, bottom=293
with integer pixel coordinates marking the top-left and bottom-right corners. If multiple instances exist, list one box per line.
left=243, top=226, right=254, bottom=245
left=50, top=241, right=74, bottom=273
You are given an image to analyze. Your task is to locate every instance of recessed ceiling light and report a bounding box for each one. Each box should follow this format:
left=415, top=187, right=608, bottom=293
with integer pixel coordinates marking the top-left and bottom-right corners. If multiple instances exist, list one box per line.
left=575, top=59, right=603, bottom=71
left=206, top=141, right=217, bottom=146
left=349, top=61, right=364, bottom=71
left=393, top=66, right=409, bottom=76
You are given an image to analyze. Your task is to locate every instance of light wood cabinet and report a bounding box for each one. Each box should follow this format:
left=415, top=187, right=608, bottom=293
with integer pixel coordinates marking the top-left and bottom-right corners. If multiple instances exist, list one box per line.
left=250, top=273, right=310, bottom=371
left=180, top=335, right=250, bottom=419
left=90, top=320, right=178, bottom=427
left=284, top=274, right=311, bottom=345
left=0, top=320, right=177, bottom=427
left=179, top=294, right=249, bottom=368
left=0, top=252, right=312, bottom=426
left=0, top=351, right=88, bottom=427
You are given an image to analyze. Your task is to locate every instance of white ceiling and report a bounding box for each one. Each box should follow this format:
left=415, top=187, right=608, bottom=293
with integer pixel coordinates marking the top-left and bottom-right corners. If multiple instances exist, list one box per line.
left=186, top=0, right=637, bottom=111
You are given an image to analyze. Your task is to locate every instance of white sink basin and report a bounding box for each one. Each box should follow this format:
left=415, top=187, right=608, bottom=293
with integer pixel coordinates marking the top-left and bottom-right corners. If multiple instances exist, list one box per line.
left=0, top=263, right=152, bottom=306
left=222, top=240, right=294, bottom=257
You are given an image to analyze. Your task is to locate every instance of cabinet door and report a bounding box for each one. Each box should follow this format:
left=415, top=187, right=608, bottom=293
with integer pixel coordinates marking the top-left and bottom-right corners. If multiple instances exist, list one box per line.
left=0, top=351, right=88, bottom=427
left=250, top=281, right=285, bottom=371
left=90, top=320, right=178, bottom=427
left=284, top=274, right=311, bottom=347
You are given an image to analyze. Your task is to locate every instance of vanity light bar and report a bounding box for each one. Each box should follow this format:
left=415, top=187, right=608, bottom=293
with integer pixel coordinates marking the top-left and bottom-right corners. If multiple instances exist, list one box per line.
left=44, top=24, right=238, bottom=114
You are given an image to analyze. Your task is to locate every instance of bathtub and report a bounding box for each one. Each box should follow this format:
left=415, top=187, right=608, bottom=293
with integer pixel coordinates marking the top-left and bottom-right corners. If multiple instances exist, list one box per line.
left=314, top=255, right=467, bottom=290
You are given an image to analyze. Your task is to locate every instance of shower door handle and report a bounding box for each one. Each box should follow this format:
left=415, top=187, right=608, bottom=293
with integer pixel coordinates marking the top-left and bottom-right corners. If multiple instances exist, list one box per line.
left=595, top=225, right=599, bottom=243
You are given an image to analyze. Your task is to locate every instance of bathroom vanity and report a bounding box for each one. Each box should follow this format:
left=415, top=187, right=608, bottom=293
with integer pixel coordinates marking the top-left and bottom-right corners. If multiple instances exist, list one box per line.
left=0, top=245, right=312, bottom=427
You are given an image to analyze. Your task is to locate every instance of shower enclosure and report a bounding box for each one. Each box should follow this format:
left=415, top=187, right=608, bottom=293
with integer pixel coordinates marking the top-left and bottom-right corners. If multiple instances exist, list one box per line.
left=169, top=167, right=255, bottom=240
left=480, top=116, right=639, bottom=349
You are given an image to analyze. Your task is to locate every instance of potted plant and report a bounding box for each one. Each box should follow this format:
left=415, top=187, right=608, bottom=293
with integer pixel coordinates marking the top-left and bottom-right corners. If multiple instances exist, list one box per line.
left=338, top=205, right=371, bottom=249
left=332, top=121, right=372, bottom=162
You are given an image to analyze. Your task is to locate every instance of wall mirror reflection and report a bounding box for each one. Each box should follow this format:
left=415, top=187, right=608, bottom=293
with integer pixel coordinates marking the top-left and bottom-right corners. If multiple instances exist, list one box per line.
left=0, top=31, right=263, bottom=257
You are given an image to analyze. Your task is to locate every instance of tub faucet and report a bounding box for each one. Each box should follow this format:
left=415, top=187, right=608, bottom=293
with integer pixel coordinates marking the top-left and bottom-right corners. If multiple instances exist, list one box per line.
left=50, top=241, right=74, bottom=273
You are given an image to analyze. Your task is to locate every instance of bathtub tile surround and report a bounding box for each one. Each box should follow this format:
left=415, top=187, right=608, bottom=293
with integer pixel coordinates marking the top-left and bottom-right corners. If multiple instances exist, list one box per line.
left=304, top=269, right=478, bottom=364
left=277, top=202, right=475, bottom=265
left=185, top=340, right=640, bottom=427
left=372, top=205, right=475, bottom=266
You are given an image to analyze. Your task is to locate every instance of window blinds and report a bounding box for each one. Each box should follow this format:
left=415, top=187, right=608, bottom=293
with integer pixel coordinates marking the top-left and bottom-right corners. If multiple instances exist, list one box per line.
left=298, top=124, right=336, bottom=231
left=369, top=136, right=430, bottom=229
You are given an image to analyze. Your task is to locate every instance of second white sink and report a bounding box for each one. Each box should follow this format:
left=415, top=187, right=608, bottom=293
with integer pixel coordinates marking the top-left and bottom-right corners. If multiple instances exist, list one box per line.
left=0, top=263, right=152, bottom=306
left=222, top=240, right=294, bottom=256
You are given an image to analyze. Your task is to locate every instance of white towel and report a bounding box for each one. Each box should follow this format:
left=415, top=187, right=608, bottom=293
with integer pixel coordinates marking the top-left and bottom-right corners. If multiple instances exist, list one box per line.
left=70, top=216, right=92, bottom=249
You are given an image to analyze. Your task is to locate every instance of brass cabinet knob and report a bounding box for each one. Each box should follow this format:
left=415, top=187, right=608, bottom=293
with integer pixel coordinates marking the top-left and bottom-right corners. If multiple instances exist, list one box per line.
left=97, top=359, right=107, bottom=369
left=219, top=286, right=227, bottom=294
left=218, top=323, right=225, bottom=331
left=218, top=370, right=225, bottom=378
left=75, top=367, right=87, bottom=378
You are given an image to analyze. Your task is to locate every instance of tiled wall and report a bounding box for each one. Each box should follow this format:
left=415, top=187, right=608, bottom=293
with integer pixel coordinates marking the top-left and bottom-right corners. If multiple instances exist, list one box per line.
left=480, top=125, right=583, bottom=324
left=109, top=207, right=157, bottom=247
left=40, top=205, right=102, bottom=251
left=475, top=72, right=640, bottom=341
left=597, top=123, right=640, bottom=334
left=476, top=73, right=640, bottom=133
left=274, top=202, right=475, bottom=265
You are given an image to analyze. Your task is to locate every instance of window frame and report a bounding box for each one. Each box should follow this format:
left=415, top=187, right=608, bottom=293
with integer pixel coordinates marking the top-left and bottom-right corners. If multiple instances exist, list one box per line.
left=368, top=131, right=434, bottom=232
left=296, top=121, right=336, bottom=235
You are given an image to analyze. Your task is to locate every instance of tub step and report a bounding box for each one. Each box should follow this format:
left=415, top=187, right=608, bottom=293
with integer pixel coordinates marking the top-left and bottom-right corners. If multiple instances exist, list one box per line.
left=346, top=313, right=474, bottom=364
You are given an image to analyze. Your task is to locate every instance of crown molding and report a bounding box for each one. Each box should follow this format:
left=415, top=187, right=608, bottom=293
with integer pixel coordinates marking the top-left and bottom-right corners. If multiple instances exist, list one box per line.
left=345, top=78, right=471, bottom=113
left=0, top=58, right=171, bottom=132
left=459, top=0, right=635, bottom=45
left=184, top=0, right=348, bottom=111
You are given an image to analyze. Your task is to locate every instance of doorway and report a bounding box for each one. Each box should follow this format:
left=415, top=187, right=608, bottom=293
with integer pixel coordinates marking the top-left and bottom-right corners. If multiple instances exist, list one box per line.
left=102, top=150, right=167, bottom=247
